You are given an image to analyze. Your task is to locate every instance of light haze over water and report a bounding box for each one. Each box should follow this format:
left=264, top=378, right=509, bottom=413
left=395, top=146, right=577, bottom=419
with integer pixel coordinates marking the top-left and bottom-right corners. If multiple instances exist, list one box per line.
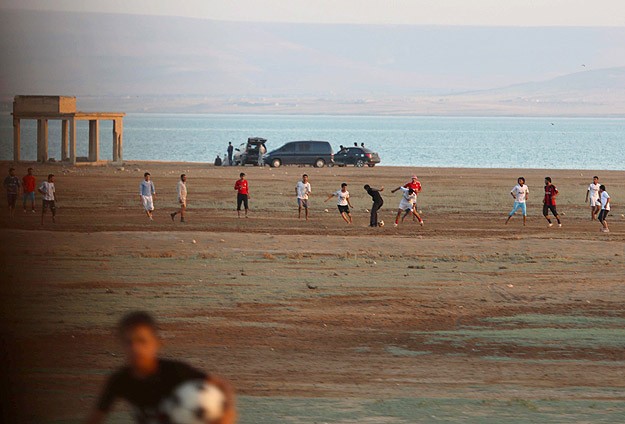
left=1, top=114, right=624, bottom=170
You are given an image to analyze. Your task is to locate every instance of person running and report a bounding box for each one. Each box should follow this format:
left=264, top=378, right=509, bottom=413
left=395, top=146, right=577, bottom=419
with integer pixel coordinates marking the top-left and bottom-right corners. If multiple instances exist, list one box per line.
left=3, top=167, right=20, bottom=219
left=585, top=176, right=601, bottom=220
left=364, top=184, right=384, bottom=227
left=324, top=183, right=353, bottom=224
left=543, top=177, right=562, bottom=227
left=598, top=185, right=611, bottom=233
left=38, top=173, right=56, bottom=225
left=295, top=174, right=312, bottom=220
left=22, top=167, right=36, bottom=213
left=392, top=186, right=417, bottom=227
left=170, top=174, right=187, bottom=223
left=139, top=172, right=156, bottom=221
left=505, top=177, right=530, bottom=226
left=234, top=172, right=250, bottom=218
left=257, top=143, right=266, bottom=166
left=84, top=311, right=236, bottom=424
left=398, top=175, right=424, bottom=224
left=227, top=142, right=234, bottom=165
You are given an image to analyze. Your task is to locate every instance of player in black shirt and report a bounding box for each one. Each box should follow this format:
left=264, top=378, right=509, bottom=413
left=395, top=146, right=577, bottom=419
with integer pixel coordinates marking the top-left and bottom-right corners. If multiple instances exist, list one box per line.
left=364, top=184, right=384, bottom=227
left=85, top=311, right=235, bottom=424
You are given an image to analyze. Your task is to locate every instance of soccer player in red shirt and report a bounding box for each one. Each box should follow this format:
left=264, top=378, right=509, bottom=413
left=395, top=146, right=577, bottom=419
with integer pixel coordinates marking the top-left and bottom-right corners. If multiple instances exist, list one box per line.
left=543, top=177, right=562, bottom=227
left=234, top=172, right=250, bottom=218
left=22, top=167, right=36, bottom=213
left=398, top=175, right=424, bottom=225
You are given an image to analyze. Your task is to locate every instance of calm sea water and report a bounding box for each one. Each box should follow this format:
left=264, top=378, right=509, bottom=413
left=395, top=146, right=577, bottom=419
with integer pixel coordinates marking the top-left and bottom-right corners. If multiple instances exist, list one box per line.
left=1, top=114, right=624, bottom=170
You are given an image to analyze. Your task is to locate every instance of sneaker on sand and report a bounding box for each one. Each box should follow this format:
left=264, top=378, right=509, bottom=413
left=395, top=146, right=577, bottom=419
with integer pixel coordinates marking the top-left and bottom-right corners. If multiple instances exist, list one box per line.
left=420, top=220, right=424, bottom=227
left=149, top=216, right=154, bottom=221
left=394, top=223, right=398, bottom=227
left=548, top=223, right=553, bottom=227
left=170, top=213, right=176, bottom=222
left=558, top=223, right=562, bottom=228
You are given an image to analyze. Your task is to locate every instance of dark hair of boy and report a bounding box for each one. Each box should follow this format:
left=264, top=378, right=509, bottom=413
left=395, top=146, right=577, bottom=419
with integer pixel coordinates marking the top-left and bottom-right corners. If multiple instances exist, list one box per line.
left=363, top=184, right=370, bottom=190
left=545, top=177, right=551, bottom=183
left=48, top=174, right=54, bottom=180
left=240, top=172, right=245, bottom=178
left=144, top=172, right=150, bottom=177
left=599, top=184, right=606, bottom=191
left=341, top=182, right=347, bottom=188
left=180, top=174, right=185, bottom=180
left=117, top=311, right=158, bottom=336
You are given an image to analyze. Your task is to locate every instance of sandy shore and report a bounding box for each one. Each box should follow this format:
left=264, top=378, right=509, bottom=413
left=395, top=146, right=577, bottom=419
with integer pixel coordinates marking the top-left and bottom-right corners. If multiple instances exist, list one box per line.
left=1, top=162, right=624, bottom=423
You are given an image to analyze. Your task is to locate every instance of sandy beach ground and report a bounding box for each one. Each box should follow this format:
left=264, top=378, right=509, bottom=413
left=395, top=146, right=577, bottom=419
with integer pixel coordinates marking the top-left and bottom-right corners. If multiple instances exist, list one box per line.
left=1, top=162, right=624, bottom=423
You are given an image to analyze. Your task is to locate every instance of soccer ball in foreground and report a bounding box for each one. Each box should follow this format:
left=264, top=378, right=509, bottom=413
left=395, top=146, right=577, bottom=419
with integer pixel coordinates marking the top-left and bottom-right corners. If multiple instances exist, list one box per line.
left=161, top=380, right=226, bottom=424
left=378, top=220, right=385, bottom=227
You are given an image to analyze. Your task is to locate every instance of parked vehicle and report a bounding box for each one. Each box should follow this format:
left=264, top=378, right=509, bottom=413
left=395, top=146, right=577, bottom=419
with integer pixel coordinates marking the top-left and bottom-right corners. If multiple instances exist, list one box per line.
left=264, top=141, right=334, bottom=168
left=333, top=147, right=381, bottom=167
left=233, top=137, right=267, bottom=166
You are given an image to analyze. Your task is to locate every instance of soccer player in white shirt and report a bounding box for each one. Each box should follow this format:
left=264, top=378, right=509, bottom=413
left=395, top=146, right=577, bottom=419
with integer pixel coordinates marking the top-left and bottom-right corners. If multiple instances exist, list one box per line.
left=38, top=173, right=57, bottom=225
left=392, top=187, right=417, bottom=227
left=585, top=176, right=601, bottom=221
left=295, top=174, right=312, bottom=221
left=170, top=174, right=187, bottom=223
left=506, top=177, right=530, bottom=226
left=598, top=185, right=611, bottom=232
left=324, top=182, right=353, bottom=224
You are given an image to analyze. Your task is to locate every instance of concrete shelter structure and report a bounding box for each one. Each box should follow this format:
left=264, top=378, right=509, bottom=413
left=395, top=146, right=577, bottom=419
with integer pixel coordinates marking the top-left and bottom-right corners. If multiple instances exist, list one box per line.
left=12, top=96, right=125, bottom=164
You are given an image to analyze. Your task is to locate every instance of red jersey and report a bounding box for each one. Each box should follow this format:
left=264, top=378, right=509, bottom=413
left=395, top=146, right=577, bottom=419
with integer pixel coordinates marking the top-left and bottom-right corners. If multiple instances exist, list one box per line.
left=544, top=185, right=558, bottom=205
left=22, top=175, right=36, bottom=193
left=404, top=181, right=422, bottom=193
left=235, top=179, right=249, bottom=195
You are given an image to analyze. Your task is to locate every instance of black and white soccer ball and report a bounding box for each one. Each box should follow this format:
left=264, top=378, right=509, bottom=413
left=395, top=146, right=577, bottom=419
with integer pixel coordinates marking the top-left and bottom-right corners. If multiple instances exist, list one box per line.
left=161, top=380, right=226, bottom=424
left=378, top=220, right=385, bottom=227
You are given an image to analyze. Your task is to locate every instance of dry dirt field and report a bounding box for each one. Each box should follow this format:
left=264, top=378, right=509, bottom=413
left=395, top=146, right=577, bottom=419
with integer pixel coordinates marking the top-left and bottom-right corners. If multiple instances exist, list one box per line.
left=1, top=162, right=624, bottom=423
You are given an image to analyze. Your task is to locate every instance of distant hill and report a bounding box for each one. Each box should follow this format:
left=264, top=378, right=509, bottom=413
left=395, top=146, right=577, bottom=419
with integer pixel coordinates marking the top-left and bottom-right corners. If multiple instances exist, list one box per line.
left=1, top=9, right=624, bottom=116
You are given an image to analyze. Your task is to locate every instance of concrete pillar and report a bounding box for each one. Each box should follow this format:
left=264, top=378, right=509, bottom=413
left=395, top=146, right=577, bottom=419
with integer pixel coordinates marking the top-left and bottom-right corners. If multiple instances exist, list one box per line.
left=13, top=118, right=20, bottom=162
left=88, top=119, right=100, bottom=162
left=112, top=118, right=123, bottom=163
left=69, top=118, right=77, bottom=165
left=61, top=119, right=69, bottom=161
left=37, top=119, right=49, bottom=163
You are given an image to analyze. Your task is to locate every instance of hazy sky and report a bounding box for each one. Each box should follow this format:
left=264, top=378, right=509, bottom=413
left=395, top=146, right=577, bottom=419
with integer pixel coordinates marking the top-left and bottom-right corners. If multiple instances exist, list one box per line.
left=2, top=0, right=625, bottom=26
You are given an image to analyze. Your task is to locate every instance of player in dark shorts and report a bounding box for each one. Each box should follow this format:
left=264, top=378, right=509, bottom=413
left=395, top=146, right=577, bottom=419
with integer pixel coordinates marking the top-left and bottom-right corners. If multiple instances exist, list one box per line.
left=364, top=184, right=384, bottom=227
left=3, top=167, right=21, bottom=219
left=542, top=177, right=562, bottom=228
left=85, top=311, right=235, bottom=424
left=234, top=172, right=250, bottom=218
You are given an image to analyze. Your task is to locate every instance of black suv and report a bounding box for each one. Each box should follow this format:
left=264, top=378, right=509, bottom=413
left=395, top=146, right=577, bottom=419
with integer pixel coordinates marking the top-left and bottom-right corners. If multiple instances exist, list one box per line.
left=264, top=141, right=334, bottom=168
left=334, top=147, right=381, bottom=167
left=234, top=137, right=267, bottom=166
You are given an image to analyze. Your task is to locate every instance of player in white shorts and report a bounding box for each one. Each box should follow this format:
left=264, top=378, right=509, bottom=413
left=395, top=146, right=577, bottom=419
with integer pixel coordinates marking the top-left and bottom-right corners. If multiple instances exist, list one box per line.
left=139, top=172, right=156, bottom=220
left=392, top=187, right=417, bottom=227
left=585, top=176, right=601, bottom=220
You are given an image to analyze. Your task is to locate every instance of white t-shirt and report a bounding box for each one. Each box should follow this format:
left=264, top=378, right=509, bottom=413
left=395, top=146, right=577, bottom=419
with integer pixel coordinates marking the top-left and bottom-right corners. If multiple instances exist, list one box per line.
left=398, top=187, right=417, bottom=210
left=334, top=190, right=349, bottom=206
left=39, top=181, right=55, bottom=201
left=588, top=183, right=600, bottom=200
left=296, top=181, right=312, bottom=199
left=511, top=184, right=529, bottom=203
left=601, top=191, right=611, bottom=210
left=177, top=181, right=187, bottom=200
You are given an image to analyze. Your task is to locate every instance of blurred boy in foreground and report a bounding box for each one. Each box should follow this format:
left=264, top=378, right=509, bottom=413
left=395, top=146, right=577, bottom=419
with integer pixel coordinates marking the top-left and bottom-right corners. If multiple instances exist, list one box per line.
left=85, top=311, right=235, bottom=424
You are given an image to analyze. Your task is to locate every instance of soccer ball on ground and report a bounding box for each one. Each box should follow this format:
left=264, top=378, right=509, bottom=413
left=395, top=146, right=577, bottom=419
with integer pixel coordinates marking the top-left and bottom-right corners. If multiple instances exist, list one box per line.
left=378, top=220, right=385, bottom=227
left=161, top=380, right=226, bottom=424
